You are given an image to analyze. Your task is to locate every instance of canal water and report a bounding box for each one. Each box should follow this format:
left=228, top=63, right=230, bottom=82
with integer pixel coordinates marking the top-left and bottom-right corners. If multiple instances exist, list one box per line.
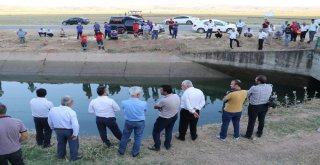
left=0, top=76, right=319, bottom=138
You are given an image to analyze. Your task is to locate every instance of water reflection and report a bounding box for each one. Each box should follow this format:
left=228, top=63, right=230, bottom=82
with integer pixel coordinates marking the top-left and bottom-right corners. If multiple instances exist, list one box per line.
left=82, top=83, right=92, bottom=99
left=0, top=81, right=3, bottom=97
left=27, top=82, right=37, bottom=93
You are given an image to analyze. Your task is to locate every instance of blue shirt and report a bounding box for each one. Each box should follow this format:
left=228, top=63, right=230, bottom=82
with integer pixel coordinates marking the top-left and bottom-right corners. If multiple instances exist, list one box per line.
left=121, top=98, right=147, bottom=121
left=94, top=24, right=100, bottom=31
left=309, top=23, right=318, bottom=32
left=104, top=24, right=111, bottom=32
left=76, top=25, right=83, bottom=32
left=142, top=25, right=150, bottom=31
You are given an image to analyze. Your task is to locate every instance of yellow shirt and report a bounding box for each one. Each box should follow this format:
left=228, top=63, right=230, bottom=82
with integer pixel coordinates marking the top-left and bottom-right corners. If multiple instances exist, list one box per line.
left=223, top=90, right=247, bottom=113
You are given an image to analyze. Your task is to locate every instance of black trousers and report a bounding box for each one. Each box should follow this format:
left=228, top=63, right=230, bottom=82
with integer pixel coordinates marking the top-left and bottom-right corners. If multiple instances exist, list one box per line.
left=77, top=32, right=82, bottom=40
left=237, top=27, right=243, bottom=36
left=33, top=117, right=52, bottom=147
left=245, top=104, right=268, bottom=137
left=206, top=29, right=213, bottom=38
left=291, top=32, right=297, bottom=42
left=258, top=39, right=264, bottom=50
left=96, top=117, right=122, bottom=145
left=215, top=33, right=222, bottom=38
left=169, top=26, right=173, bottom=35
left=230, top=39, right=240, bottom=48
left=0, top=149, right=24, bottom=165
left=178, top=109, right=200, bottom=140
left=300, top=31, right=307, bottom=41
left=152, top=114, right=178, bottom=149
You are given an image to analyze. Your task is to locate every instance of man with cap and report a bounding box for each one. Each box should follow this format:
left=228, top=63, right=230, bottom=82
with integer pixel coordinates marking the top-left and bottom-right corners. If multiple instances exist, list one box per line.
left=88, top=85, right=122, bottom=147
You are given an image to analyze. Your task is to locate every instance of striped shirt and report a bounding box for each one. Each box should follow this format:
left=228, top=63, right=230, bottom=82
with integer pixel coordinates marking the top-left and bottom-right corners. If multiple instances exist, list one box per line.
left=248, top=84, right=272, bottom=105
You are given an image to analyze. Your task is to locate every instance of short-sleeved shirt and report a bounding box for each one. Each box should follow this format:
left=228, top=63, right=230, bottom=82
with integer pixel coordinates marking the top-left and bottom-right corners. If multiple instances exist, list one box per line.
left=223, top=90, right=247, bottom=113
left=156, top=94, right=180, bottom=118
left=121, top=98, right=147, bottom=121
left=0, top=116, right=27, bottom=155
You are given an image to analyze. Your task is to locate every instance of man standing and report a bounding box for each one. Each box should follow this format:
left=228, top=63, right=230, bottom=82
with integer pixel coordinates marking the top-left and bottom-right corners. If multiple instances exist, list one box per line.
left=229, top=28, right=241, bottom=49
left=0, top=103, right=28, bottom=165
left=307, top=19, right=319, bottom=44
left=206, top=19, right=214, bottom=39
left=216, top=80, right=247, bottom=141
left=168, top=18, right=174, bottom=36
left=17, top=28, right=27, bottom=44
left=176, top=80, right=205, bottom=141
left=236, top=19, right=246, bottom=37
left=244, top=75, right=272, bottom=139
left=118, top=86, right=147, bottom=157
left=88, top=86, right=122, bottom=147
left=300, top=22, right=308, bottom=42
left=284, top=24, right=292, bottom=47
left=76, top=23, right=83, bottom=40
left=258, top=29, right=268, bottom=50
left=30, top=88, right=54, bottom=148
left=48, top=96, right=80, bottom=161
left=142, top=22, right=150, bottom=40
left=151, top=23, right=160, bottom=40
left=148, top=85, right=180, bottom=151
left=93, top=22, right=101, bottom=35
left=104, top=22, right=111, bottom=39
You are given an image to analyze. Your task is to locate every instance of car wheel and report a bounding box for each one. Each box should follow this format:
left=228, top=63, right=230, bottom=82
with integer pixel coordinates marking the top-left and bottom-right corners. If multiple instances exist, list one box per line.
left=197, top=28, right=205, bottom=33
left=186, top=20, right=193, bottom=25
left=62, top=22, right=67, bottom=25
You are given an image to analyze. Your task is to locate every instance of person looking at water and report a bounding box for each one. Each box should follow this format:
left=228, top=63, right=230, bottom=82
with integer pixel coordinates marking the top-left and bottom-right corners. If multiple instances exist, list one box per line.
left=0, top=103, right=28, bottom=165
left=148, top=85, right=180, bottom=151
left=88, top=86, right=122, bottom=147
left=176, top=80, right=205, bottom=141
left=216, top=80, right=247, bottom=141
left=30, top=88, right=54, bottom=148
left=244, top=75, right=272, bottom=139
left=48, top=96, right=81, bottom=161
left=118, top=86, right=147, bottom=157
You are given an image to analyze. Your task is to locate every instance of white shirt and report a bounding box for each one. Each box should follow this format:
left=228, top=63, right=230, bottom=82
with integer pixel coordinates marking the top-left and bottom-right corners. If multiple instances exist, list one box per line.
left=152, top=24, right=160, bottom=31
left=38, top=29, right=46, bottom=33
left=30, top=97, right=54, bottom=118
left=300, top=25, right=309, bottom=32
left=236, top=21, right=246, bottom=28
left=258, top=32, right=268, bottom=39
left=88, top=96, right=120, bottom=118
left=206, top=22, right=215, bottom=29
left=229, top=31, right=238, bottom=39
left=180, top=87, right=205, bottom=113
left=48, top=105, right=79, bottom=136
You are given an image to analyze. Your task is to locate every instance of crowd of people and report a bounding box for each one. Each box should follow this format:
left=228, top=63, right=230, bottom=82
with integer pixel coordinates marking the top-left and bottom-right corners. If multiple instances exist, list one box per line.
left=0, top=76, right=274, bottom=164
left=15, top=18, right=320, bottom=51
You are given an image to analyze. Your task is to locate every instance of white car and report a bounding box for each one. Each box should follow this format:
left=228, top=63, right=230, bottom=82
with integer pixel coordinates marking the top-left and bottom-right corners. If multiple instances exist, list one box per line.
left=164, top=16, right=200, bottom=25
left=192, top=19, right=237, bottom=33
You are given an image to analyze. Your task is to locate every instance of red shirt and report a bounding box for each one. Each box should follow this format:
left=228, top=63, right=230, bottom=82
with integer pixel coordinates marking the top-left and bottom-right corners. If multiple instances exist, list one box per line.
left=80, top=35, right=87, bottom=43
left=262, top=21, right=270, bottom=28
left=290, top=24, right=300, bottom=33
left=169, top=20, right=174, bottom=27
left=96, top=33, right=103, bottom=40
left=133, top=22, right=139, bottom=32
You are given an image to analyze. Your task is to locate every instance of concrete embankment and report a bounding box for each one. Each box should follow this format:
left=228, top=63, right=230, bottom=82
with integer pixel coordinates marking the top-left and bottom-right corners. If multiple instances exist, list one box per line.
left=0, top=52, right=228, bottom=78
left=181, top=49, right=320, bottom=81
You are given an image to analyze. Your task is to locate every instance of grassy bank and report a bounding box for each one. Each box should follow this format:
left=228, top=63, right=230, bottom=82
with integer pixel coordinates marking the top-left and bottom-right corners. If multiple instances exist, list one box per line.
left=21, top=99, right=320, bottom=165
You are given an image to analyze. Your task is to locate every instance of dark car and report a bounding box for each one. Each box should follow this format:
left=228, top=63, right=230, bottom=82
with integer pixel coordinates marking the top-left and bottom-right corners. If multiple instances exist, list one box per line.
left=62, top=17, right=90, bottom=25
left=109, top=16, right=164, bottom=34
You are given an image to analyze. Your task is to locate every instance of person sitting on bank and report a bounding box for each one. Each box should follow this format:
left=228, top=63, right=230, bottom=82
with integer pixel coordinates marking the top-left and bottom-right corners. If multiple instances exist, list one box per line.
left=80, top=34, right=88, bottom=51
left=48, top=96, right=81, bottom=161
left=88, top=86, right=123, bottom=147
left=0, top=103, right=28, bottom=165
left=60, top=28, right=66, bottom=38
left=38, top=28, right=46, bottom=37
left=47, top=29, right=54, bottom=37
left=244, top=28, right=253, bottom=38
left=148, top=85, right=180, bottom=151
left=215, top=29, right=223, bottom=38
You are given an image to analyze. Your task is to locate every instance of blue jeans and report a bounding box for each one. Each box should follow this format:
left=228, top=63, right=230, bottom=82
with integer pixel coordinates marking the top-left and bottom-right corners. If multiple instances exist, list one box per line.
left=152, top=114, right=178, bottom=149
left=118, top=120, right=145, bottom=156
left=151, top=30, right=159, bottom=40
left=55, top=129, right=79, bottom=161
left=284, top=34, right=291, bottom=46
left=219, top=111, right=242, bottom=139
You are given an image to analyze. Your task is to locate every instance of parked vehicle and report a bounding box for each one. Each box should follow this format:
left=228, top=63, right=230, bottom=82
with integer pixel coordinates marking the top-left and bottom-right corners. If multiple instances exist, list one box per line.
left=109, top=16, right=165, bottom=34
left=192, top=19, right=236, bottom=33
left=62, top=17, right=90, bottom=25
left=163, top=16, right=199, bottom=25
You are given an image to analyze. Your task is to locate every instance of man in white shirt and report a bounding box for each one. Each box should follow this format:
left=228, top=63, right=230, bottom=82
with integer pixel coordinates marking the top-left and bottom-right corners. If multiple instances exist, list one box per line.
left=38, top=28, right=46, bottom=37
left=151, top=23, right=160, bottom=40
left=206, top=20, right=215, bottom=39
left=229, top=28, right=241, bottom=49
left=258, top=29, right=268, bottom=50
left=236, top=19, right=246, bottom=37
left=148, top=85, right=180, bottom=151
left=88, top=86, right=122, bottom=147
left=300, top=22, right=309, bottom=42
left=48, top=96, right=80, bottom=161
left=30, top=88, right=54, bottom=148
left=176, top=80, right=205, bottom=141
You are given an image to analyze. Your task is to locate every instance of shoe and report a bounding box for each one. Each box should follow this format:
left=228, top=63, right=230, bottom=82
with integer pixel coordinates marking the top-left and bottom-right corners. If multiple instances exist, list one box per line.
left=165, top=144, right=172, bottom=150
left=216, top=134, right=226, bottom=142
left=43, top=143, right=55, bottom=148
left=191, top=134, right=198, bottom=141
left=256, top=133, right=262, bottom=138
left=233, top=137, right=240, bottom=141
left=148, top=145, right=160, bottom=151
left=230, top=47, right=233, bottom=49
left=118, top=150, right=124, bottom=155
left=132, top=152, right=139, bottom=157
left=241, top=134, right=253, bottom=140
left=175, top=135, right=185, bottom=141
left=104, top=142, right=112, bottom=148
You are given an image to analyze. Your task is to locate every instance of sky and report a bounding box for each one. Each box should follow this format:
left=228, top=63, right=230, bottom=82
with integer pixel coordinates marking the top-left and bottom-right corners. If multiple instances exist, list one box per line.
left=1, top=0, right=319, bottom=7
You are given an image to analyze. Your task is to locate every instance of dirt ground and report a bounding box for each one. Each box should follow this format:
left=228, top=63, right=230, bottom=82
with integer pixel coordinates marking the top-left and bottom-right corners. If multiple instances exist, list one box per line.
left=0, top=29, right=313, bottom=55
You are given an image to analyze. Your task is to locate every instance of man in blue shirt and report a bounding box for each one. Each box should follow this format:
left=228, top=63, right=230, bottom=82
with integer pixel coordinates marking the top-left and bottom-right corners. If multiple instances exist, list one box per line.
left=118, top=86, right=147, bottom=157
left=76, top=23, right=83, bottom=40
left=104, top=22, right=112, bottom=39
left=93, top=22, right=101, bottom=35
left=307, top=19, right=319, bottom=44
